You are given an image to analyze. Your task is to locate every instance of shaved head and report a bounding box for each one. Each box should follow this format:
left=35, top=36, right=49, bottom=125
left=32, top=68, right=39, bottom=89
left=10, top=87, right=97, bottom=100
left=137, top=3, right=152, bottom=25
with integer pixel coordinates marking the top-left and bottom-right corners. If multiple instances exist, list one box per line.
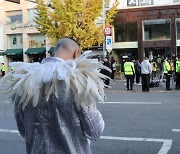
left=54, top=38, right=80, bottom=54
left=54, top=38, right=81, bottom=60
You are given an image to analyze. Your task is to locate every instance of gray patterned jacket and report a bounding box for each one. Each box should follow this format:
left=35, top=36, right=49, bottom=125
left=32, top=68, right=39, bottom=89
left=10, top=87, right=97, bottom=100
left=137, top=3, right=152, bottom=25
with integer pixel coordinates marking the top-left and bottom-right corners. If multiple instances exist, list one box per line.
left=14, top=61, right=104, bottom=154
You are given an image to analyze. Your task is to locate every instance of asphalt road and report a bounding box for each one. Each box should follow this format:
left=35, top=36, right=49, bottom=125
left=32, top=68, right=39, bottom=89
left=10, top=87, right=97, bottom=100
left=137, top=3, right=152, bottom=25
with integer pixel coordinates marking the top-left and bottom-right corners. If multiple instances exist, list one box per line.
left=0, top=80, right=180, bottom=154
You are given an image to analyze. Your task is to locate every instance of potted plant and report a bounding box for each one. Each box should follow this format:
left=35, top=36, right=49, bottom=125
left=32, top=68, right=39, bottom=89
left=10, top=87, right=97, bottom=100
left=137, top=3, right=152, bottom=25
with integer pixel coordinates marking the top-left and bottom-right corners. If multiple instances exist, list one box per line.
left=114, top=63, right=124, bottom=79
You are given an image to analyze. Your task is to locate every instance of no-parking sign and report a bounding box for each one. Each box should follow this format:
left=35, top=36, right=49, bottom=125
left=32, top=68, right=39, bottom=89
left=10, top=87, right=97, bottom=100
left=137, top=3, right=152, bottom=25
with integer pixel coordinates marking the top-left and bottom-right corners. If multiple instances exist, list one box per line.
left=104, top=27, right=112, bottom=36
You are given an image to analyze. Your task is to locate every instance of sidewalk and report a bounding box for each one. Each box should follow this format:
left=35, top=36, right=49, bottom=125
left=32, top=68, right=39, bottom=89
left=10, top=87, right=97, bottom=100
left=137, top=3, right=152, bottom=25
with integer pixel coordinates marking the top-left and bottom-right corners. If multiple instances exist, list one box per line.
left=108, top=79, right=179, bottom=92
left=0, top=76, right=179, bottom=93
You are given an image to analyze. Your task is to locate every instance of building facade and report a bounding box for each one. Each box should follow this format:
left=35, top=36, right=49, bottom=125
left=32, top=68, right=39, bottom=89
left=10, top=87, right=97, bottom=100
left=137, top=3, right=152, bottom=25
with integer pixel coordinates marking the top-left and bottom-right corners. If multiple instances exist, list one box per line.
left=1, top=0, right=180, bottom=72
left=0, top=0, right=52, bottom=72
left=112, top=0, right=180, bottom=68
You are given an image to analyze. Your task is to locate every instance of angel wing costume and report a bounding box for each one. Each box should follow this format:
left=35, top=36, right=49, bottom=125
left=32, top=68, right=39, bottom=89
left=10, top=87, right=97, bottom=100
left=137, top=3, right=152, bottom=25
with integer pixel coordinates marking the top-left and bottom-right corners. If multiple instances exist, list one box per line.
left=1, top=52, right=111, bottom=154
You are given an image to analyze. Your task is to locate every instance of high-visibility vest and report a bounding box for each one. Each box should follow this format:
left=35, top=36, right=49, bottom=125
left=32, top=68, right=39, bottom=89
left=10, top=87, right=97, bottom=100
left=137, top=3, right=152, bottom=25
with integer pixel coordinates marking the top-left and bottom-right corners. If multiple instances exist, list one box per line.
left=163, top=61, right=171, bottom=74
left=1, top=65, right=5, bottom=72
left=11, top=66, right=15, bottom=71
left=124, top=62, right=135, bottom=75
left=176, top=60, right=180, bottom=73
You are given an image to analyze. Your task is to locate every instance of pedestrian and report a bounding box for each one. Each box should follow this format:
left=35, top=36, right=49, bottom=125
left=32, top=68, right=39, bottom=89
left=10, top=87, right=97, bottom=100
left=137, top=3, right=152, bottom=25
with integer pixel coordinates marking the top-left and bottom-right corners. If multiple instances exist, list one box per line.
left=1, top=38, right=108, bottom=154
left=111, top=59, right=117, bottom=79
left=151, top=59, right=157, bottom=80
left=124, top=58, right=135, bottom=91
left=134, top=60, right=141, bottom=84
left=175, top=56, right=180, bottom=89
left=101, top=57, right=111, bottom=87
left=131, top=58, right=136, bottom=84
left=141, top=57, right=152, bottom=92
left=163, top=57, right=172, bottom=91
left=0, top=63, right=5, bottom=76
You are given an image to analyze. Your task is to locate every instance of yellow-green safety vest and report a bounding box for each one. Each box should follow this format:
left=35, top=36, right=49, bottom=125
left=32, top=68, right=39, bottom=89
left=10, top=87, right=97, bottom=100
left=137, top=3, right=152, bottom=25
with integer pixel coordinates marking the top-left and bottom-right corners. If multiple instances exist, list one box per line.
left=163, top=61, right=171, bottom=74
left=11, top=66, right=15, bottom=71
left=1, top=65, right=5, bottom=72
left=176, top=60, right=180, bottom=73
left=124, top=62, right=135, bottom=75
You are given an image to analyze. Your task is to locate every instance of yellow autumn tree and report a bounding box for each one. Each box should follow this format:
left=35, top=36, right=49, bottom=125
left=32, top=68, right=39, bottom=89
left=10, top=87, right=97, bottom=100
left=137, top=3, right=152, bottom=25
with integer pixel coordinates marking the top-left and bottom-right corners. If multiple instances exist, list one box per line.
left=35, top=0, right=118, bottom=49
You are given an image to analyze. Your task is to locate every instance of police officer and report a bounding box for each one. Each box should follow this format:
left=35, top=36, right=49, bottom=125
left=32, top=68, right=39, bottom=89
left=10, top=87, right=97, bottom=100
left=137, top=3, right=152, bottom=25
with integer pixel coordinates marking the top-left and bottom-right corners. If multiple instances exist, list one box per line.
left=175, top=57, right=180, bottom=89
left=0, top=63, right=5, bottom=76
left=164, top=57, right=172, bottom=91
left=124, top=58, right=135, bottom=91
left=10, top=66, right=15, bottom=72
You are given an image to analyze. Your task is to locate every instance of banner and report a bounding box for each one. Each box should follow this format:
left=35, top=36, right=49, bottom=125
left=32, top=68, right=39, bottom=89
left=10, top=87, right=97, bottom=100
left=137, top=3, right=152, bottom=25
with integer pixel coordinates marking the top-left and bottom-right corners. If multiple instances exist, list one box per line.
left=5, top=0, right=20, bottom=4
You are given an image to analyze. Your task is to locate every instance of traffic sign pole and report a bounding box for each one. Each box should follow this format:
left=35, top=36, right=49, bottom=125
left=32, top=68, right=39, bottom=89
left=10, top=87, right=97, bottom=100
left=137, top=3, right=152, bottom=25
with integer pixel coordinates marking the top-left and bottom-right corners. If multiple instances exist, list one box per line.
left=102, top=0, right=106, bottom=58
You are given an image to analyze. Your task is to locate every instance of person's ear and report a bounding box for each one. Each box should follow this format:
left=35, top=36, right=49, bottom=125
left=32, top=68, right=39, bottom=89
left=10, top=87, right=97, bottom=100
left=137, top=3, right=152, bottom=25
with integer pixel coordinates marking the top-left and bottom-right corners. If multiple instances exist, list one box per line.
left=73, top=51, right=76, bottom=59
left=73, top=50, right=80, bottom=59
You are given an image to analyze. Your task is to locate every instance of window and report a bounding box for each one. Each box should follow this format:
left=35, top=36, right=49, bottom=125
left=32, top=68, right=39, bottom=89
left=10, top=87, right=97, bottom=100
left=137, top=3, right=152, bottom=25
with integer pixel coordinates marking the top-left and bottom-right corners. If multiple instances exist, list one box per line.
left=6, top=10, right=22, bottom=24
left=8, top=34, right=23, bottom=49
left=176, top=20, right=180, bottom=40
left=173, top=0, right=180, bottom=3
left=29, top=34, right=46, bottom=48
left=28, top=9, right=37, bottom=23
left=143, top=19, right=171, bottom=41
left=114, top=22, right=137, bottom=42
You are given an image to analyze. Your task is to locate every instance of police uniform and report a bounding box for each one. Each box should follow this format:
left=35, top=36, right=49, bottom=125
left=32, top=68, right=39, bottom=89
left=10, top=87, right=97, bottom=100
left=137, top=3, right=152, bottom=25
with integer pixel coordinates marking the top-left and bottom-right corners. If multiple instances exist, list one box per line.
left=175, top=59, right=180, bottom=89
left=124, top=61, right=135, bottom=90
left=164, top=60, right=172, bottom=91
left=0, top=64, right=5, bottom=76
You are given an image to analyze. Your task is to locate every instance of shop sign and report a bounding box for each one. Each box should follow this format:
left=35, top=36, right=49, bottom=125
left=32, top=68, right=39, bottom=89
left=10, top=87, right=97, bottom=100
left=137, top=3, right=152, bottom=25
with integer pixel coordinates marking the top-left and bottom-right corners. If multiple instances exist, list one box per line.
left=139, top=0, right=153, bottom=6
left=11, top=23, right=39, bottom=30
left=127, top=0, right=153, bottom=7
left=105, top=0, right=110, bottom=9
left=127, top=0, right=137, bottom=6
left=5, top=0, right=20, bottom=4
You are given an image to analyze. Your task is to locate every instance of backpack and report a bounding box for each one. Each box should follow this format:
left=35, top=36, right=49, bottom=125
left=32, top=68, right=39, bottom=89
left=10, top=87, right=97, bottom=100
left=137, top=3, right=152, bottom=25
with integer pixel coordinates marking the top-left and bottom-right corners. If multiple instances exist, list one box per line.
left=135, top=63, right=141, bottom=74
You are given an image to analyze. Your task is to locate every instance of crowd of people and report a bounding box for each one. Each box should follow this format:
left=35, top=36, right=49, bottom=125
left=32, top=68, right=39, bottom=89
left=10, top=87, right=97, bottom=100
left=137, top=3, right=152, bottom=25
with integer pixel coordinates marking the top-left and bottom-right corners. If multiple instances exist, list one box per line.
left=101, top=56, right=180, bottom=92
left=0, top=43, right=180, bottom=153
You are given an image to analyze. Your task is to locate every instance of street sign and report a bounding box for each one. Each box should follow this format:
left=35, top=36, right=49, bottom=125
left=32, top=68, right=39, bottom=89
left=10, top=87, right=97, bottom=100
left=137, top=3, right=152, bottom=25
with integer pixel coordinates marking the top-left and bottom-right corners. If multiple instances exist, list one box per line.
left=106, top=36, right=112, bottom=50
left=104, top=27, right=112, bottom=36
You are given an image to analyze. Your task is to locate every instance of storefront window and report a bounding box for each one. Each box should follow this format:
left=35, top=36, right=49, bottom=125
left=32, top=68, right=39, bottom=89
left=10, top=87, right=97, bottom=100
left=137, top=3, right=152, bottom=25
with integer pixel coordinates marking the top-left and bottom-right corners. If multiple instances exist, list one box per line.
left=176, top=20, right=180, bottom=40
left=173, top=0, right=180, bottom=4
left=114, top=22, right=137, bottom=42
left=28, top=9, right=36, bottom=23
left=6, top=10, right=22, bottom=24
left=143, top=19, right=171, bottom=41
left=8, top=34, right=23, bottom=49
left=29, top=34, right=46, bottom=48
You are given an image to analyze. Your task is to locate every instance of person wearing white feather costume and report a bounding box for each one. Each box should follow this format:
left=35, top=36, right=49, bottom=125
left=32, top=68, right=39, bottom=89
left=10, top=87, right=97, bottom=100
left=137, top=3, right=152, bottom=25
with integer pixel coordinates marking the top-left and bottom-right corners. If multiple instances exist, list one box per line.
left=0, top=38, right=111, bottom=154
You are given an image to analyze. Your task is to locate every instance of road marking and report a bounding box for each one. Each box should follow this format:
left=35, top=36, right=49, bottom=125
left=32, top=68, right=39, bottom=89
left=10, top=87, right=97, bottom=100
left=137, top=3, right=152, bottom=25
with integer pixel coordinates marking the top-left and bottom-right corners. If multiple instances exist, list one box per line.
left=0, top=129, right=19, bottom=134
left=0, top=129, right=173, bottom=154
left=105, top=102, right=162, bottom=105
left=100, top=136, right=172, bottom=154
left=172, top=129, right=180, bottom=132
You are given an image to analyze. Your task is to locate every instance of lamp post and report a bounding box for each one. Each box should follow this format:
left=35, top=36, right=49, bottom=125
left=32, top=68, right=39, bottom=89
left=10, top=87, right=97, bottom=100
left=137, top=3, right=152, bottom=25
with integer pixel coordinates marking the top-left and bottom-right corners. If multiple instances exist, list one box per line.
left=102, top=0, right=106, bottom=58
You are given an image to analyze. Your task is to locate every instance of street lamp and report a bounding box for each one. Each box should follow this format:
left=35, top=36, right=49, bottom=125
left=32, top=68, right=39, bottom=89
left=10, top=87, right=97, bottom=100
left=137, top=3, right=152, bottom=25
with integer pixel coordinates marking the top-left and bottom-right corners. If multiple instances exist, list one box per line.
left=102, top=0, right=106, bottom=58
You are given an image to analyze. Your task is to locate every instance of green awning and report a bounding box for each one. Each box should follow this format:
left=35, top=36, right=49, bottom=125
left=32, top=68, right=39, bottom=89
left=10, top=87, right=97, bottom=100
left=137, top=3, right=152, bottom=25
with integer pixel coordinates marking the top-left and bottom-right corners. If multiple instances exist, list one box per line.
left=48, top=47, right=55, bottom=53
left=4, top=49, right=23, bottom=56
left=25, top=47, right=46, bottom=55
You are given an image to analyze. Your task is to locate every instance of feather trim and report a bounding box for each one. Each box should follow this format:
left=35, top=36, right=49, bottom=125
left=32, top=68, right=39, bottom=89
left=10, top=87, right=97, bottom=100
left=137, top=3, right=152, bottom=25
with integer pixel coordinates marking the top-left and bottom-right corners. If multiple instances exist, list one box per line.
left=0, top=52, right=111, bottom=110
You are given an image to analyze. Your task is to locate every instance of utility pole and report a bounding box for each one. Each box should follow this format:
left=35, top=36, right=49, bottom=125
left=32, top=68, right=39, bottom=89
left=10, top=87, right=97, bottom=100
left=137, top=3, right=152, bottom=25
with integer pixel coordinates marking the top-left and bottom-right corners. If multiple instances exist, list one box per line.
left=102, top=0, right=106, bottom=58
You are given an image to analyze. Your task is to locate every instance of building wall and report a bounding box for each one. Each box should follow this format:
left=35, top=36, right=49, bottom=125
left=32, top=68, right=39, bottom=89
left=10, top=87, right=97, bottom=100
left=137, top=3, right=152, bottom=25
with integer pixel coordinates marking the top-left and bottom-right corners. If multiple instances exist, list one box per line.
left=113, top=4, right=180, bottom=61
left=0, top=0, right=52, bottom=71
left=0, top=24, right=3, bottom=52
